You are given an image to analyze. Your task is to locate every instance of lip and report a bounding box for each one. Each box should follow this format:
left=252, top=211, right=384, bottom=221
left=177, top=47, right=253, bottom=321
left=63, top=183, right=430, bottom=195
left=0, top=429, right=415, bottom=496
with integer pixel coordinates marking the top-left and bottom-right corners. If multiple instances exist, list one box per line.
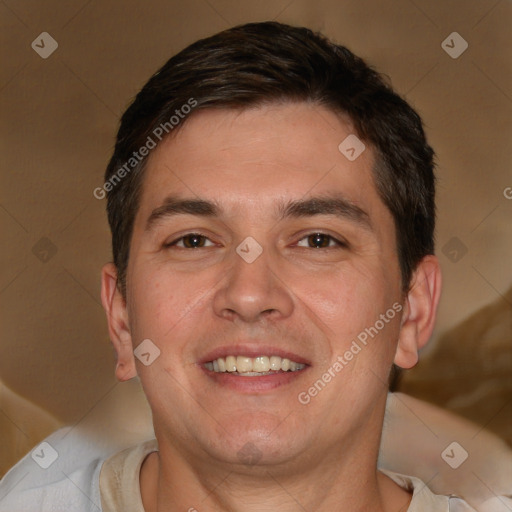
left=197, top=344, right=311, bottom=393
left=198, top=344, right=311, bottom=366
left=200, top=366, right=310, bottom=393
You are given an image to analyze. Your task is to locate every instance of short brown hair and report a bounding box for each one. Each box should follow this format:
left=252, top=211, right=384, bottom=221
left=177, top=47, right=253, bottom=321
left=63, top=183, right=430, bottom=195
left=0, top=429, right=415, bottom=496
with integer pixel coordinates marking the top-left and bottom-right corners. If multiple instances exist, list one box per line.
left=105, top=21, right=435, bottom=296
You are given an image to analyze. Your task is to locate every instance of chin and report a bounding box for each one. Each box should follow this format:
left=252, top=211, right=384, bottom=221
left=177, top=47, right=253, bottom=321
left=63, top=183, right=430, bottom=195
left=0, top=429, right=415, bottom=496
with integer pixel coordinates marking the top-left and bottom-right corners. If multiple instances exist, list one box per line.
left=204, top=416, right=308, bottom=467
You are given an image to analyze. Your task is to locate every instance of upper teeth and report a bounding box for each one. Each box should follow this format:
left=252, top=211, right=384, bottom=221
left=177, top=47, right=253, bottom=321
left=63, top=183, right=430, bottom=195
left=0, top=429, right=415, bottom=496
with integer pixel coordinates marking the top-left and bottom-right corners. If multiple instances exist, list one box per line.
left=205, top=355, right=305, bottom=373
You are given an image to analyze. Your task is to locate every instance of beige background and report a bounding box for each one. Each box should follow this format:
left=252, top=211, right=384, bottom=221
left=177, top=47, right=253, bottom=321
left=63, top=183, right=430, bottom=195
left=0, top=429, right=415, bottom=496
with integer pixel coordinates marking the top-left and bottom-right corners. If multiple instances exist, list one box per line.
left=1, top=0, right=511, bottom=475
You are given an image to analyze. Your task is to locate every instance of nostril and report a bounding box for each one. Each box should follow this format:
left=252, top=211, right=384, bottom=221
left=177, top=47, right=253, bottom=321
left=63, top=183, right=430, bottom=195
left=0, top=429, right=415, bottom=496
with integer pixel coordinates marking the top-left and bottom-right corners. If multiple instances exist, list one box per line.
left=221, top=309, right=237, bottom=320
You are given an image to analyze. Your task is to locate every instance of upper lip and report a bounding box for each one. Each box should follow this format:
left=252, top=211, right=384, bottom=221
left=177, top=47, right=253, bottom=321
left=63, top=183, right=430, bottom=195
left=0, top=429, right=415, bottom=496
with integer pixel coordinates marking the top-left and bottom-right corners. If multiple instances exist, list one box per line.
left=198, top=344, right=311, bottom=366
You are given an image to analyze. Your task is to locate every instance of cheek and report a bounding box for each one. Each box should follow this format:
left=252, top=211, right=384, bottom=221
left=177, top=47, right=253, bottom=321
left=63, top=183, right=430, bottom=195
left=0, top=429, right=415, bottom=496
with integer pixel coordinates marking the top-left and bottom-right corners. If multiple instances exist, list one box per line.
left=290, top=263, right=402, bottom=372
left=128, top=260, right=209, bottom=341
left=291, top=264, right=390, bottom=334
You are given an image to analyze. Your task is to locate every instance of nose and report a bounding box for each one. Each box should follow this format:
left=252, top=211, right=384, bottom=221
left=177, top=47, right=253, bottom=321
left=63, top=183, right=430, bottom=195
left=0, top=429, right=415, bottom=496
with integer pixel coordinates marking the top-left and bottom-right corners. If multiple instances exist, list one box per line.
left=212, top=246, right=294, bottom=324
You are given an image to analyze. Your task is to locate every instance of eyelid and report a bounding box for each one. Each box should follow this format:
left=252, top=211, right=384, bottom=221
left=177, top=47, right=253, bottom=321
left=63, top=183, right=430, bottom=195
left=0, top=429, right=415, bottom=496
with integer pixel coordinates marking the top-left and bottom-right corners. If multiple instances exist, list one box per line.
left=164, top=231, right=216, bottom=248
left=295, top=231, right=348, bottom=248
left=164, top=230, right=347, bottom=249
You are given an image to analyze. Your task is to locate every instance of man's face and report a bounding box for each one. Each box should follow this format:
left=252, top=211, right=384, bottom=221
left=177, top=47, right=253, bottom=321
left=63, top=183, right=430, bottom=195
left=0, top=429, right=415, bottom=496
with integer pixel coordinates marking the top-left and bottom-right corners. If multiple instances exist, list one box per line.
left=123, top=102, right=404, bottom=468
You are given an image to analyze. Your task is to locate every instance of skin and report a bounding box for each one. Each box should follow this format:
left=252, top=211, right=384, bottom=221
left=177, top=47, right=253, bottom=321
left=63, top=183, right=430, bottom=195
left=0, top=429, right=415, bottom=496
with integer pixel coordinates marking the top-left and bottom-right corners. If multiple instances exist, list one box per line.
left=101, top=102, right=441, bottom=512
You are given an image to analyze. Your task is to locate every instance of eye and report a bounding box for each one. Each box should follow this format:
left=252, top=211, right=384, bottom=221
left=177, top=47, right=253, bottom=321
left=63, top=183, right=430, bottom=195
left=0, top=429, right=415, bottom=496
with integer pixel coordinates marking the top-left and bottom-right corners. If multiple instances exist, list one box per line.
left=296, top=233, right=345, bottom=249
left=167, top=233, right=215, bottom=249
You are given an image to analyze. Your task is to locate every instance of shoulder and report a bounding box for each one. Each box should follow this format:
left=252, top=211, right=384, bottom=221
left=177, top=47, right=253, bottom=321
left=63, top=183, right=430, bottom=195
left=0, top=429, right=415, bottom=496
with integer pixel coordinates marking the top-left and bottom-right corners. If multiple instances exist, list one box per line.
left=381, top=470, right=477, bottom=512
left=100, top=439, right=158, bottom=512
left=0, top=428, right=108, bottom=512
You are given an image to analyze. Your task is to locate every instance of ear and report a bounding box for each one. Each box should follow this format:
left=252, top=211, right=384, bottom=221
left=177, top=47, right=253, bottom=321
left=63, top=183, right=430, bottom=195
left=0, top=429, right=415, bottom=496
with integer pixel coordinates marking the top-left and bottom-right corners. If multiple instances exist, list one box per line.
left=101, top=263, right=137, bottom=381
left=394, top=255, right=442, bottom=369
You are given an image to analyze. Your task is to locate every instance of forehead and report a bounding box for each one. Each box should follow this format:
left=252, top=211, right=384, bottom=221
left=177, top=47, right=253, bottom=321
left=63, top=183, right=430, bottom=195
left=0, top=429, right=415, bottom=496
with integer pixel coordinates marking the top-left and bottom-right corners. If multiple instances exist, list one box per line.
left=137, top=102, right=384, bottom=221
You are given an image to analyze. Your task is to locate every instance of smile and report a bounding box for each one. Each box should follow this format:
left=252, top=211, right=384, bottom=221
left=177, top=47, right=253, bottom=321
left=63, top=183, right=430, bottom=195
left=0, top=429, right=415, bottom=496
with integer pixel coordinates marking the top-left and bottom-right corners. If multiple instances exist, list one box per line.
left=204, top=355, right=306, bottom=376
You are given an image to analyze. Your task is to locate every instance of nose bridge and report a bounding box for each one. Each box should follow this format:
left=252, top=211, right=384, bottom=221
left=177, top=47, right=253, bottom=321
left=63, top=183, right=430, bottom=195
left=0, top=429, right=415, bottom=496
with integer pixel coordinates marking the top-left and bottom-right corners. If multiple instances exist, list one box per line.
left=212, top=243, right=294, bottom=322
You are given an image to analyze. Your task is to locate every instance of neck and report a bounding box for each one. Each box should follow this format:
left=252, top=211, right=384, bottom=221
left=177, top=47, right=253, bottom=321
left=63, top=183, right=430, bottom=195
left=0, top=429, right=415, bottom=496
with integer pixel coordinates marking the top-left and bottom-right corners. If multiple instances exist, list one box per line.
left=141, top=409, right=411, bottom=512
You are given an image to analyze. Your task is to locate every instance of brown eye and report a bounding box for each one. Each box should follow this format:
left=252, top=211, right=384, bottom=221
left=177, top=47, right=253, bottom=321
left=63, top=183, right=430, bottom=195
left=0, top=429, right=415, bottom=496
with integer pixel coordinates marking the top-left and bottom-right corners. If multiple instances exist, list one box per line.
left=295, top=232, right=347, bottom=249
left=169, top=233, right=214, bottom=249
left=182, top=234, right=205, bottom=248
left=307, top=233, right=331, bottom=248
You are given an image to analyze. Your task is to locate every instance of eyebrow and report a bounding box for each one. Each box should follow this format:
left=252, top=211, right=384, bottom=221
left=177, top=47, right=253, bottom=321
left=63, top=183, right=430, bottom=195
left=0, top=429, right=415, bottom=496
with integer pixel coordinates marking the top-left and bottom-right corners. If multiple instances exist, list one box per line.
left=278, top=196, right=372, bottom=230
left=145, top=196, right=219, bottom=231
left=145, top=194, right=372, bottom=232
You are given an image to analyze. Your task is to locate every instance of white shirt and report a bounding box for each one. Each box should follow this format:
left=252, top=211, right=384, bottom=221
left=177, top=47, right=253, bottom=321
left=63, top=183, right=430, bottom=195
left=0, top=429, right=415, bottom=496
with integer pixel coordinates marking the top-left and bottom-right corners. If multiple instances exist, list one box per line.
left=0, top=428, right=481, bottom=511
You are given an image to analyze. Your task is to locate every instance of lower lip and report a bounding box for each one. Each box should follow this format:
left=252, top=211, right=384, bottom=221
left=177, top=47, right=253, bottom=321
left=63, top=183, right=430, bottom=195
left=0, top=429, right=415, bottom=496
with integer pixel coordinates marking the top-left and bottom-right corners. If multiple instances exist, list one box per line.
left=200, top=366, right=309, bottom=393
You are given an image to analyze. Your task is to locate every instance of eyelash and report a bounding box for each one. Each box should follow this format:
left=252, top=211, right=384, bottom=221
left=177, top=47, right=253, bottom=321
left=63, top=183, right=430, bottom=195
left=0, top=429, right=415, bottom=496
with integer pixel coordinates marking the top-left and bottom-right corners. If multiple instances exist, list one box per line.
left=166, top=232, right=347, bottom=249
left=166, top=233, right=216, bottom=249
left=296, top=233, right=346, bottom=249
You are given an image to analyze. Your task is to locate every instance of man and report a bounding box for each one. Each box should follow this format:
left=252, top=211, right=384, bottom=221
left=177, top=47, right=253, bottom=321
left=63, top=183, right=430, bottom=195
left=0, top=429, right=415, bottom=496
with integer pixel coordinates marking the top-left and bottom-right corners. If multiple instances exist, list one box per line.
left=98, top=21, right=472, bottom=511
left=1, top=21, right=502, bottom=511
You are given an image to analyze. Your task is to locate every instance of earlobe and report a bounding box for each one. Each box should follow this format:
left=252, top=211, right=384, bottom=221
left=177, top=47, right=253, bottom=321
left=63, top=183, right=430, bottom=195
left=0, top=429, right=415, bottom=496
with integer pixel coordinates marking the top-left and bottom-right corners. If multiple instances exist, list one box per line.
left=394, top=255, right=442, bottom=369
left=100, top=263, right=137, bottom=381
